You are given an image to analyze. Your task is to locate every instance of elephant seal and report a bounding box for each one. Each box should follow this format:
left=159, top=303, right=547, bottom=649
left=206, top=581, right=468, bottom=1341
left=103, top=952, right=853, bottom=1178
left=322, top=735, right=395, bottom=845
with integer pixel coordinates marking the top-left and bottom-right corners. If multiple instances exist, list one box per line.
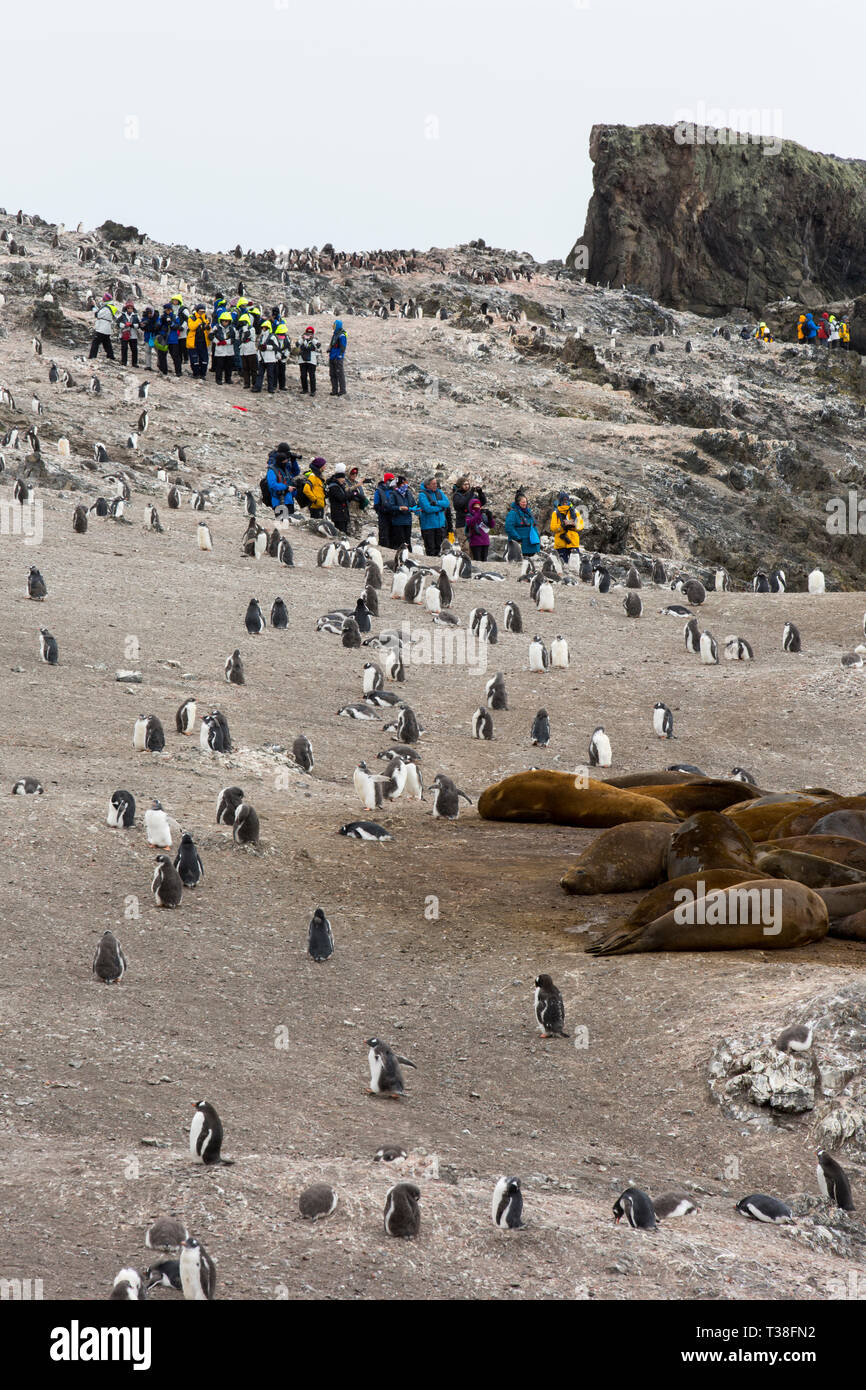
left=588, top=869, right=756, bottom=954
left=827, top=909, right=866, bottom=942
left=633, top=779, right=761, bottom=817
left=816, top=883, right=866, bottom=924
left=560, top=821, right=673, bottom=895
left=809, top=810, right=866, bottom=844
left=586, top=880, right=828, bottom=955
left=604, top=770, right=708, bottom=788
left=774, top=797, right=866, bottom=840
left=758, top=835, right=866, bottom=873
left=754, top=848, right=866, bottom=889
left=477, top=771, right=678, bottom=828
left=667, top=812, right=757, bottom=879
left=724, top=794, right=826, bottom=842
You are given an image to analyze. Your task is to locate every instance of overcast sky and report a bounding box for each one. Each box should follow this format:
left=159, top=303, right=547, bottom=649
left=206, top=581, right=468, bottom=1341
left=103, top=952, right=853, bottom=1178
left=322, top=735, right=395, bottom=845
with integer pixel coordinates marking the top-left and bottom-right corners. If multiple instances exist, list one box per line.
left=3, top=0, right=863, bottom=261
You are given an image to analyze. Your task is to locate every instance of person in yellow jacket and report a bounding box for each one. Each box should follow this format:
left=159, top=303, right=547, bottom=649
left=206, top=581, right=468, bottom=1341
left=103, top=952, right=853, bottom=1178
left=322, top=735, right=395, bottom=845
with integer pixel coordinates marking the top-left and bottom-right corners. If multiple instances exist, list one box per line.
left=796, top=314, right=806, bottom=342
left=185, top=304, right=211, bottom=381
left=840, top=320, right=850, bottom=346
left=549, top=492, right=584, bottom=561
left=301, top=458, right=326, bottom=518
left=755, top=321, right=773, bottom=342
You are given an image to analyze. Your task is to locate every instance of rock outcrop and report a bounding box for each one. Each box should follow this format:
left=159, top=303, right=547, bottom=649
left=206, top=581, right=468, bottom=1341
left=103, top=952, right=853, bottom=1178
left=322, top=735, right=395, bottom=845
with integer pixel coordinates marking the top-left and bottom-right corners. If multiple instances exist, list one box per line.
left=575, top=123, right=866, bottom=314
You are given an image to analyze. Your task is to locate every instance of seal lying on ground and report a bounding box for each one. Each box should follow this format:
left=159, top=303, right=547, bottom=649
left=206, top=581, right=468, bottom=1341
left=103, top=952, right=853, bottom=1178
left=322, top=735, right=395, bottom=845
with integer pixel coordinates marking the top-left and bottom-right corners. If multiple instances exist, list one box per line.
left=666, top=812, right=757, bottom=879
left=772, top=797, right=866, bottom=840
left=754, top=848, right=866, bottom=889
left=724, top=794, right=828, bottom=841
left=757, top=835, right=866, bottom=873
left=624, top=779, right=762, bottom=817
left=586, top=879, right=828, bottom=955
left=560, top=821, right=673, bottom=894
left=589, top=869, right=756, bottom=950
left=477, top=772, right=678, bottom=828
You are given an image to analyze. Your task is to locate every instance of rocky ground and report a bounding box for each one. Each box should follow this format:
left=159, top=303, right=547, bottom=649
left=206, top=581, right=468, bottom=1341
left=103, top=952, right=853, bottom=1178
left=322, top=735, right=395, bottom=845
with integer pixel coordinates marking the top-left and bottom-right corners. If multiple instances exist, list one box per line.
left=1, top=212, right=866, bottom=1302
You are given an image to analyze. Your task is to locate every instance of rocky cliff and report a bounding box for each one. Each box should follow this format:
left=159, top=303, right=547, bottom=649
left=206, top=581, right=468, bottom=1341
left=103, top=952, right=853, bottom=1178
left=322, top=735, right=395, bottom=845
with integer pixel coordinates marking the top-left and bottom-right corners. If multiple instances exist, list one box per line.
left=574, top=123, right=866, bottom=315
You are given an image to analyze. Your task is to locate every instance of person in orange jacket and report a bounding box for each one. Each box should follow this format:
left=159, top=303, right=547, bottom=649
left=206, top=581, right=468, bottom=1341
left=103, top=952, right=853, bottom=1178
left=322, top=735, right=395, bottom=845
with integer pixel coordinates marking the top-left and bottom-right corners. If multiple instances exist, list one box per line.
left=549, top=492, right=584, bottom=562
left=186, top=305, right=211, bottom=381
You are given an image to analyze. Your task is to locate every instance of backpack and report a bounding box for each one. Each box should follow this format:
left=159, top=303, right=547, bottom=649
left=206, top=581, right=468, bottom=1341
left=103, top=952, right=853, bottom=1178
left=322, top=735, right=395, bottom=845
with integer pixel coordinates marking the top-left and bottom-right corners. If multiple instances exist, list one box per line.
left=260, top=475, right=272, bottom=507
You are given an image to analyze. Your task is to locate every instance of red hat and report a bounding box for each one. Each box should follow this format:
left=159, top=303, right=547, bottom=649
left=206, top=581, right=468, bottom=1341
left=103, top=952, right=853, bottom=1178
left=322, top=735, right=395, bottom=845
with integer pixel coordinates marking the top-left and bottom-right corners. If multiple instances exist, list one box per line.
left=383, top=472, right=395, bottom=482
left=304, top=325, right=314, bottom=333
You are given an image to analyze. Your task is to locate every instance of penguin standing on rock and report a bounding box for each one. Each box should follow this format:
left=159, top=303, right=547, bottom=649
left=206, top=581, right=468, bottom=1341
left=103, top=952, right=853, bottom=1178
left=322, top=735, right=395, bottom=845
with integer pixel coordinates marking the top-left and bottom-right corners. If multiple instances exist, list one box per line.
left=308, top=907, right=334, bottom=961
left=492, top=1177, right=525, bottom=1229
left=383, top=1183, right=421, bottom=1238
left=179, top=1239, right=217, bottom=1301
left=486, top=672, right=508, bottom=710
left=699, top=631, right=719, bottom=664
left=144, top=800, right=172, bottom=848
left=588, top=726, right=611, bottom=767
left=107, top=789, right=135, bottom=827
left=530, top=708, right=550, bottom=747
left=534, top=974, right=568, bottom=1037
left=216, top=786, right=245, bottom=825
left=528, top=636, right=548, bottom=672
left=134, top=714, right=165, bottom=752
left=550, top=635, right=569, bottom=669
left=653, top=702, right=674, bottom=738
left=471, top=707, right=493, bottom=740
left=366, top=1037, right=416, bottom=1097
left=197, top=521, right=213, bottom=551
left=782, top=622, right=802, bottom=653
left=292, top=734, right=314, bottom=772
left=92, top=930, right=127, bottom=984
left=430, top=773, right=472, bottom=820
left=816, top=1149, right=854, bottom=1212
left=176, top=698, right=196, bottom=735
left=245, top=598, right=266, bottom=634
left=174, top=833, right=204, bottom=888
left=27, top=566, right=47, bottom=600
left=189, top=1100, right=233, bottom=1166
left=152, top=854, right=183, bottom=908
left=225, top=649, right=245, bottom=685
left=613, top=1187, right=657, bottom=1230
left=503, top=599, right=522, bottom=632
left=233, top=802, right=260, bottom=846
left=39, top=628, right=58, bottom=665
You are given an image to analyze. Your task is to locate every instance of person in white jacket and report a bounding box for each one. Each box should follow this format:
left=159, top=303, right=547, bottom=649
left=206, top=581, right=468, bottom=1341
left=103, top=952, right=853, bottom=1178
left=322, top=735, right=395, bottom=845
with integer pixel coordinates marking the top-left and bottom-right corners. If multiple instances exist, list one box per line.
left=89, top=294, right=118, bottom=359
left=297, top=325, right=320, bottom=396
left=253, top=321, right=279, bottom=394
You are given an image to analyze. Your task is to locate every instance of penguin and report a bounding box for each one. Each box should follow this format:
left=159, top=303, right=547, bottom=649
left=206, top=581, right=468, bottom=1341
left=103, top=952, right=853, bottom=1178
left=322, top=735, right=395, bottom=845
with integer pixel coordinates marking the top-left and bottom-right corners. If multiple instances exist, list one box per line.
left=109, top=1268, right=146, bottom=1301
left=179, top=1238, right=217, bottom=1300
left=528, top=636, right=549, bottom=672
left=174, top=832, right=204, bottom=888
left=152, top=852, right=184, bottom=908
left=292, top=734, right=314, bottom=772
left=503, top=599, right=522, bottom=633
left=233, top=803, right=260, bottom=846
left=753, top=571, right=771, bottom=594
left=92, top=930, right=127, bottom=984
left=72, top=505, right=88, bottom=533
left=653, top=702, right=674, bottom=739
left=308, top=907, right=335, bottom=961
left=91, top=496, right=109, bottom=518
left=176, top=698, right=196, bottom=735
left=530, top=708, right=550, bottom=747
left=775, top=1023, right=812, bottom=1053
left=374, top=1144, right=407, bottom=1162
left=769, top=568, right=786, bottom=594
left=782, top=621, right=801, bottom=653
left=138, top=409, right=149, bottom=435
left=143, top=503, right=163, bottom=532
left=436, top=569, right=453, bottom=607
left=535, top=580, right=555, bottom=612
left=243, top=490, right=257, bottom=517
left=550, top=635, right=569, bottom=669
left=807, top=568, right=826, bottom=595
left=139, top=381, right=150, bottom=401
left=342, top=617, right=362, bottom=648
left=625, top=566, right=642, bottom=589
left=224, top=649, right=245, bottom=685
left=699, top=631, right=719, bottom=664
left=492, top=1176, right=525, bottom=1229
left=211, top=711, right=233, bottom=753
left=362, top=662, right=384, bottom=695
left=145, top=1217, right=189, bottom=1252
left=471, top=707, right=493, bottom=740
left=338, top=702, right=380, bottom=720
left=145, top=1260, right=183, bottom=1293
left=724, top=635, right=754, bottom=661
left=134, top=714, right=165, bottom=752
left=683, top=578, right=706, bottom=605
left=623, top=591, right=643, bottom=618
left=667, top=763, right=705, bottom=775
left=197, top=521, right=213, bottom=551
left=190, top=491, right=205, bottom=511
left=38, top=627, right=58, bottom=665
left=477, top=611, right=498, bottom=644
left=271, top=597, right=289, bottom=629
left=594, top=567, right=611, bottom=593
left=189, top=1099, right=233, bottom=1166
left=107, top=789, right=135, bottom=828
left=27, top=565, right=47, bottom=600
left=339, top=820, right=392, bottom=841
left=841, top=651, right=864, bottom=668
left=588, top=726, right=612, bottom=767
left=534, top=973, right=568, bottom=1037
left=216, top=786, right=245, bottom=825
left=816, top=1149, right=854, bottom=1212
left=109, top=496, right=126, bottom=520
left=715, top=567, right=732, bottom=592
left=245, top=598, right=266, bottom=634
left=425, top=584, right=441, bottom=615
left=401, top=759, right=424, bottom=802
left=366, top=1037, right=416, bottom=1097
left=729, top=766, right=758, bottom=784
left=383, top=1182, right=421, bottom=1238
left=430, top=773, right=472, bottom=820
left=660, top=604, right=692, bottom=617
left=735, top=1194, right=793, bottom=1224
left=404, top=569, right=425, bottom=605
left=653, top=1194, right=698, bottom=1220
left=582, top=553, right=598, bottom=583
left=11, top=776, right=43, bottom=795
left=394, top=706, right=420, bottom=744
left=613, top=1187, right=657, bottom=1230
left=390, top=567, right=410, bottom=599
left=684, top=617, right=701, bottom=653
left=299, top=1184, right=338, bottom=1220
left=143, top=800, right=172, bottom=848
left=127, top=432, right=138, bottom=450
left=486, top=672, right=508, bottom=710
left=354, top=761, right=385, bottom=811
left=167, top=484, right=180, bottom=509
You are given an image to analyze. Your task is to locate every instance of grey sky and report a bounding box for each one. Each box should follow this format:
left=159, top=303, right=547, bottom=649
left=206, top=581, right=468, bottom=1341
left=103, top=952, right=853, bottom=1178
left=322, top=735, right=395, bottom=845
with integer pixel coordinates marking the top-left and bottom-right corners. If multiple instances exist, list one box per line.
left=3, top=0, right=863, bottom=261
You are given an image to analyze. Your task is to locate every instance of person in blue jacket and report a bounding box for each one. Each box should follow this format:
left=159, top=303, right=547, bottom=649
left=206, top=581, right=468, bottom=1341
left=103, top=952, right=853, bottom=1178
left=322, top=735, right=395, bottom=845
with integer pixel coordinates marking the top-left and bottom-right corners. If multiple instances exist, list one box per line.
left=328, top=319, right=347, bottom=396
left=417, top=473, right=451, bottom=556
left=384, top=474, right=416, bottom=550
left=504, top=490, right=541, bottom=556
left=802, top=312, right=818, bottom=343
left=266, top=448, right=294, bottom=512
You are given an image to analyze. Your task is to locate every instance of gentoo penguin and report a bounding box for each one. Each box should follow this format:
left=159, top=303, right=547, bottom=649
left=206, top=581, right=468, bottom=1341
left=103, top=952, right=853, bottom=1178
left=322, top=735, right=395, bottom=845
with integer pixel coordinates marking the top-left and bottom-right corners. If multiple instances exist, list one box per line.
left=654, top=561, right=669, bottom=585
left=233, top=803, right=260, bottom=846
left=92, top=930, right=127, bottom=984
left=245, top=598, right=266, bottom=634
left=625, top=566, right=642, bottom=589
left=534, top=974, right=568, bottom=1038
left=91, top=496, right=109, bottom=518
left=667, top=762, right=706, bottom=775
left=308, top=907, right=335, bottom=961
left=72, top=505, right=88, bottom=533
left=530, top=708, right=550, bottom=747
left=143, top=503, right=163, bottom=532
left=782, top=621, right=801, bottom=653
left=197, top=521, right=213, bottom=551
left=753, top=570, right=771, bottom=594
left=292, top=734, right=314, bottom=772
left=430, top=773, right=472, bottom=820
left=211, top=708, right=232, bottom=753
left=174, top=832, right=204, bottom=888
left=190, top=491, right=205, bottom=512
left=807, top=567, right=826, bottom=595
left=342, top=617, right=362, bottom=648
left=528, top=635, right=549, bottom=672
left=623, top=591, right=643, bottom=618
left=146, top=1217, right=189, bottom=1252
left=613, top=1187, right=657, bottom=1230
left=224, top=649, right=245, bottom=685
left=366, top=1037, right=416, bottom=1097
left=200, top=713, right=226, bottom=752
left=404, top=569, right=425, bottom=605
left=390, top=567, right=410, bottom=599
left=126, top=432, right=138, bottom=450
left=134, top=713, right=165, bottom=752
left=109, top=1268, right=146, bottom=1301
left=724, top=635, right=753, bottom=661
left=436, top=569, right=453, bottom=607
left=167, top=485, right=180, bottom=509
left=338, top=702, right=379, bottom=720
left=362, top=661, right=384, bottom=695
left=653, top=1193, right=698, bottom=1220
left=486, top=672, right=508, bottom=709
left=653, top=702, right=674, bottom=738
left=682, top=578, right=706, bottom=605
left=394, top=706, right=420, bottom=744
left=216, top=786, right=245, bottom=825
left=503, top=599, right=522, bottom=633
left=775, top=1022, right=813, bottom=1053
left=492, top=1176, right=525, bottom=1230
left=535, top=580, right=555, bottom=612
left=26, top=565, right=47, bottom=600
left=477, top=610, right=498, bottom=644
left=699, top=631, right=719, bottom=664
left=660, top=604, right=692, bottom=617
left=152, top=854, right=183, bottom=908
left=588, top=726, right=612, bottom=767
left=243, top=490, right=257, bottom=517
left=14, top=478, right=34, bottom=503
left=550, top=635, right=569, bottom=669
left=735, top=1194, right=793, bottom=1224
left=594, top=567, right=611, bottom=593
left=179, top=1239, right=217, bottom=1300
left=354, top=761, right=385, bottom=811
left=299, top=1184, right=338, bottom=1220
left=38, top=627, right=58, bottom=665
left=729, top=766, right=757, bottom=784
left=176, top=698, right=196, bottom=735
left=339, top=820, right=393, bottom=841
left=374, top=1144, right=407, bottom=1162
left=107, top=789, right=135, bottom=828
left=383, top=1182, right=421, bottom=1238
left=144, top=800, right=172, bottom=848
left=145, top=1260, right=183, bottom=1293
left=715, top=567, right=732, bottom=592
left=12, top=777, right=43, bottom=795
left=684, top=617, right=701, bottom=653
left=841, top=651, right=864, bottom=668
left=816, top=1149, right=854, bottom=1212
left=271, top=597, right=289, bottom=628
left=769, top=568, right=786, bottom=594
left=471, top=707, right=493, bottom=740
left=189, top=1100, right=233, bottom=1166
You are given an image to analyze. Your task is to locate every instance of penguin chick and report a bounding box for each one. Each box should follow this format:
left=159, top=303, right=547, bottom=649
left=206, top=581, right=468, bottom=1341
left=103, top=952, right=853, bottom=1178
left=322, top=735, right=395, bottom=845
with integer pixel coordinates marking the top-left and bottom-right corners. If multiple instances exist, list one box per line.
left=534, top=973, right=569, bottom=1038
left=365, top=1036, right=416, bottom=1097
left=189, top=1100, right=233, bottom=1165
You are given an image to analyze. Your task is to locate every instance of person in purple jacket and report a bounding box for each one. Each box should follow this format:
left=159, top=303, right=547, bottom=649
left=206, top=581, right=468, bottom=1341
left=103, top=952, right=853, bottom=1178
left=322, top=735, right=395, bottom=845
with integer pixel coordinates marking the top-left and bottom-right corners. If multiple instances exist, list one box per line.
left=465, top=496, right=493, bottom=561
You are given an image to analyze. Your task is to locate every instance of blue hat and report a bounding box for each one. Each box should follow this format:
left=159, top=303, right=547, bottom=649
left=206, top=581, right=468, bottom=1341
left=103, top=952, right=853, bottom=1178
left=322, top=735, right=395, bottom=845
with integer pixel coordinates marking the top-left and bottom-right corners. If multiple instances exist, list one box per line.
left=557, top=491, right=569, bottom=503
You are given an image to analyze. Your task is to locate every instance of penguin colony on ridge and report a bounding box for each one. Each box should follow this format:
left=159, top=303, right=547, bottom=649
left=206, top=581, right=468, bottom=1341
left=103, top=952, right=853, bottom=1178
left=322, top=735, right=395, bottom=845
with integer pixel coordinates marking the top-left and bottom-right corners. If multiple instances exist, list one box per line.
left=7, top=246, right=862, bottom=1303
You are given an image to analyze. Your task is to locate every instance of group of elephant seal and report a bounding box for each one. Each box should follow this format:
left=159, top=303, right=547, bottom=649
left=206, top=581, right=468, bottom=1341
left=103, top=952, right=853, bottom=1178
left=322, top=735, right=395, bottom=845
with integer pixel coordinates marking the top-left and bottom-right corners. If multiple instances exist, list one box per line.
left=476, top=771, right=679, bottom=828
left=560, top=822, right=673, bottom=895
